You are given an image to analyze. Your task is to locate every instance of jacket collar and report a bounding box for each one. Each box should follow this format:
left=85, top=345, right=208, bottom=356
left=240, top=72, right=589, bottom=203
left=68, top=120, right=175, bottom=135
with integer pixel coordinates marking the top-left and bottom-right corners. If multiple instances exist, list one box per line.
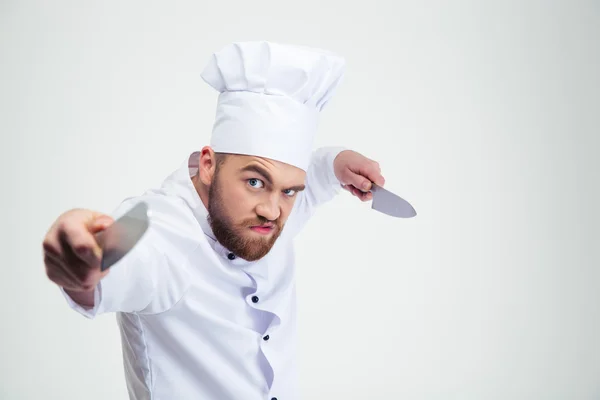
left=160, top=151, right=267, bottom=271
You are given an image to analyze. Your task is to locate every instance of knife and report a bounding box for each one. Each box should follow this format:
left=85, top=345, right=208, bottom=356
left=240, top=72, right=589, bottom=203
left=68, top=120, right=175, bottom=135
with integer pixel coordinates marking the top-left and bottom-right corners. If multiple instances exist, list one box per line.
left=94, top=201, right=151, bottom=271
left=370, top=183, right=417, bottom=218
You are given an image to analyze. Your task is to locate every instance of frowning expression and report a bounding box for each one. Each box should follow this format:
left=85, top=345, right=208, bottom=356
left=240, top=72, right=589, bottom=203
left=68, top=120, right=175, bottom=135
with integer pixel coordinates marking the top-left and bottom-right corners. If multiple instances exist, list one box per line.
left=207, top=153, right=306, bottom=261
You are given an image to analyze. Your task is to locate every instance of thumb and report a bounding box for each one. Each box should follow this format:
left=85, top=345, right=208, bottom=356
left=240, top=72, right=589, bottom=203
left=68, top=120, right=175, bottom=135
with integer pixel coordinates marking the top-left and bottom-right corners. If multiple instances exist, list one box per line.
left=86, top=215, right=114, bottom=261
left=88, top=214, right=114, bottom=234
left=343, top=170, right=373, bottom=192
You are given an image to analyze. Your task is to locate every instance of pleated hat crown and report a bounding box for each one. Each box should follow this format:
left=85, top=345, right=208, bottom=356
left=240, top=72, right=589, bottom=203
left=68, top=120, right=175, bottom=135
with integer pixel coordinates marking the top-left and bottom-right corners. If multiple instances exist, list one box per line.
left=201, top=41, right=346, bottom=171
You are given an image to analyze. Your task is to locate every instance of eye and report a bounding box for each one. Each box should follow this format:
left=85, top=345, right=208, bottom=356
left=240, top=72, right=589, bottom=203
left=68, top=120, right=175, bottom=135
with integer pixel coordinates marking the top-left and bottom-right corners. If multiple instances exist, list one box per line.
left=248, top=178, right=264, bottom=189
left=283, top=189, right=297, bottom=197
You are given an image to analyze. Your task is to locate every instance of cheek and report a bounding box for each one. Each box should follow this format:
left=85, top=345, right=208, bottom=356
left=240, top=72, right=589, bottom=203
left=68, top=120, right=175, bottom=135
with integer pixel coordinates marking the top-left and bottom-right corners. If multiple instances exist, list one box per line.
left=279, top=198, right=296, bottom=221
left=225, top=185, right=258, bottom=217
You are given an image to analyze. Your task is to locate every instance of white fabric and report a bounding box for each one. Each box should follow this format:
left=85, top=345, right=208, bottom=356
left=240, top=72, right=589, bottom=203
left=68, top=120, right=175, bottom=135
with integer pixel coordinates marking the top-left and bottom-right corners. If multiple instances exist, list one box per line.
left=201, top=41, right=346, bottom=171
left=61, top=146, right=345, bottom=400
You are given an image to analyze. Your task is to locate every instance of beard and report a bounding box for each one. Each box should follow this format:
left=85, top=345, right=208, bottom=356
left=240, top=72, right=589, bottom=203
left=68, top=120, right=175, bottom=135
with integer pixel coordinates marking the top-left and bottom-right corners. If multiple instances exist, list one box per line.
left=207, top=172, right=284, bottom=262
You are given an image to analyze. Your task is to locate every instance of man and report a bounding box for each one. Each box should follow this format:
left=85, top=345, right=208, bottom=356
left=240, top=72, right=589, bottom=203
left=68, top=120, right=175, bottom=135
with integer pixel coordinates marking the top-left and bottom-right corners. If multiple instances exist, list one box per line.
left=43, top=41, right=385, bottom=400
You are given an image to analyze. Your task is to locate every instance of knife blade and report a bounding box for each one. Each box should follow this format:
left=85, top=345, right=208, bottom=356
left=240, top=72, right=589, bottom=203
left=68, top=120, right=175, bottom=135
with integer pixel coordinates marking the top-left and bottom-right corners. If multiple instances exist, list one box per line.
left=370, top=183, right=417, bottom=218
left=94, top=201, right=150, bottom=271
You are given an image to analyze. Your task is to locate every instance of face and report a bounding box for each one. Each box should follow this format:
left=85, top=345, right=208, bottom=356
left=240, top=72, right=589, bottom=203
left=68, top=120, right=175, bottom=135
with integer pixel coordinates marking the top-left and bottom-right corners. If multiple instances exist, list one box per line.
left=204, top=152, right=306, bottom=261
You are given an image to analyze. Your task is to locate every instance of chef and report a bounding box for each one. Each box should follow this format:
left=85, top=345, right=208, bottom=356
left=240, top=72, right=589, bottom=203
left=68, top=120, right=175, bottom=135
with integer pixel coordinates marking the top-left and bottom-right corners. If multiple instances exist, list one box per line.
left=43, top=41, right=386, bottom=400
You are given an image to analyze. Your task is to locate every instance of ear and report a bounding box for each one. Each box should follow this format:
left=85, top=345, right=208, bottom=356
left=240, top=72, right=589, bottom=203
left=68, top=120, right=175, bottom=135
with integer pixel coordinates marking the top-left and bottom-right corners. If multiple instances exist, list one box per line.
left=198, top=146, right=217, bottom=186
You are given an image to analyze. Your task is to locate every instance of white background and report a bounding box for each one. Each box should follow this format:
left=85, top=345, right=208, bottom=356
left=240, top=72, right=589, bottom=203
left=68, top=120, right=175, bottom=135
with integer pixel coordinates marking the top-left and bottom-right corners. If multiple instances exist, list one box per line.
left=1, top=1, right=599, bottom=399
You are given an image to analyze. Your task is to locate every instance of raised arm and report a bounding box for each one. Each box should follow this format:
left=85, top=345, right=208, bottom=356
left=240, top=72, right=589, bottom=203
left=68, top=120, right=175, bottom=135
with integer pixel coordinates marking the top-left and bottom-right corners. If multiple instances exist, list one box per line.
left=284, top=146, right=385, bottom=236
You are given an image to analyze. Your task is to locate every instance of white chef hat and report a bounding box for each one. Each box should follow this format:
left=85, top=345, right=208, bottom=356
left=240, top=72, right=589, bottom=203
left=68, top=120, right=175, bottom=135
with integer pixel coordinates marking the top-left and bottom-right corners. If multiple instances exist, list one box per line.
left=200, top=41, right=346, bottom=171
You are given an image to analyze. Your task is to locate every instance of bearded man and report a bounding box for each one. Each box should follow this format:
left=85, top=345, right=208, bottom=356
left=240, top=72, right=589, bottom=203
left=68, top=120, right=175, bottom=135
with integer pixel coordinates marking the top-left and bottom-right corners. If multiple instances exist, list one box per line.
left=43, top=41, right=386, bottom=400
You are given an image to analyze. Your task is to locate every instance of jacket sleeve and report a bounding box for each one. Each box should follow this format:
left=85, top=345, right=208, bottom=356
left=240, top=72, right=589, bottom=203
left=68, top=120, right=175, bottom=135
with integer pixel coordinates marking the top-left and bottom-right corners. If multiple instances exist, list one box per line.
left=59, top=198, right=191, bottom=318
left=284, top=146, right=346, bottom=237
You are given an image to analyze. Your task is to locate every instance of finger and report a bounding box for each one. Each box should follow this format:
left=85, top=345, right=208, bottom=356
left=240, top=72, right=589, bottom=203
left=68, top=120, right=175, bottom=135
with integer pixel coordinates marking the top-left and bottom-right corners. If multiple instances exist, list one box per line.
left=47, top=251, right=106, bottom=291
left=342, top=184, right=354, bottom=194
left=343, top=184, right=360, bottom=196
left=343, top=171, right=373, bottom=192
left=359, top=161, right=385, bottom=188
left=344, top=183, right=374, bottom=202
left=42, top=231, right=62, bottom=259
left=44, top=255, right=82, bottom=290
left=344, top=160, right=386, bottom=192
left=372, top=174, right=385, bottom=187
left=350, top=186, right=373, bottom=202
left=60, top=222, right=103, bottom=267
left=90, top=215, right=114, bottom=233
left=44, top=251, right=87, bottom=286
left=43, top=234, right=83, bottom=283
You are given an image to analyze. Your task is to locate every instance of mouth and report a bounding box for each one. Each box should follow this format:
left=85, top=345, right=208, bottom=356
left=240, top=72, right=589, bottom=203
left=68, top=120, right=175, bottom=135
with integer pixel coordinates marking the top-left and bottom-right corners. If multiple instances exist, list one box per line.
left=249, top=224, right=275, bottom=235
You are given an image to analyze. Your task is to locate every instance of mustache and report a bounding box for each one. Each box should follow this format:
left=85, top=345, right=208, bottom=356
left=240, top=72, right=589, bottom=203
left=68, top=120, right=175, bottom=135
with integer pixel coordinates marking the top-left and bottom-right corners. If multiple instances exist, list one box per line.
left=241, top=216, right=280, bottom=228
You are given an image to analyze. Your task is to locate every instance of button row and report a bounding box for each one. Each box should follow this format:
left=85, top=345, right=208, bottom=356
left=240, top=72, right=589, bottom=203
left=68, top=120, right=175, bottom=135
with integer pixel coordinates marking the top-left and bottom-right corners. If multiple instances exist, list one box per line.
left=239, top=256, right=273, bottom=395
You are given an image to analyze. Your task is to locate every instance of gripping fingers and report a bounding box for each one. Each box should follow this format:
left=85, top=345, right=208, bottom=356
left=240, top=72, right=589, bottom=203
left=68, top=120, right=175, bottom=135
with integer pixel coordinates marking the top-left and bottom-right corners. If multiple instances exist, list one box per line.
left=351, top=186, right=373, bottom=202
left=46, top=251, right=102, bottom=291
left=44, top=252, right=84, bottom=290
left=59, top=223, right=101, bottom=268
left=343, top=184, right=373, bottom=202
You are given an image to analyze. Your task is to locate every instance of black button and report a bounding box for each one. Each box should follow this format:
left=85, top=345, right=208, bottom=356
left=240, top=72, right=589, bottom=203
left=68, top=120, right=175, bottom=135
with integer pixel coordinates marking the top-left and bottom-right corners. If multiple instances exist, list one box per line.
left=263, top=335, right=270, bottom=341
left=251, top=296, right=259, bottom=303
left=227, top=253, right=236, bottom=260
left=271, top=398, right=277, bottom=400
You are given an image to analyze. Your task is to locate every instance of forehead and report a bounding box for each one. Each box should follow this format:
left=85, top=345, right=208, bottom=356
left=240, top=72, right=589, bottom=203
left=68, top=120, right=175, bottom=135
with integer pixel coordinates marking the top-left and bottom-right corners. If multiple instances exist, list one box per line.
left=223, top=154, right=306, bottom=182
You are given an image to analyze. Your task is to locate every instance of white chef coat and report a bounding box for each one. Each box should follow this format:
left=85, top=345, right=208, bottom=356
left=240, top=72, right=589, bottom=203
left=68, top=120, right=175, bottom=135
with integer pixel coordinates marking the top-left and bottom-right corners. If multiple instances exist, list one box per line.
left=61, top=146, right=344, bottom=400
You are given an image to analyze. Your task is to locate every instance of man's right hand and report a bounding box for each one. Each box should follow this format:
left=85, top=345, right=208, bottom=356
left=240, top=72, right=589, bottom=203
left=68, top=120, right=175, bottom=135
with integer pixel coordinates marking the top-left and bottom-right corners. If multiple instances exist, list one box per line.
left=43, top=209, right=114, bottom=305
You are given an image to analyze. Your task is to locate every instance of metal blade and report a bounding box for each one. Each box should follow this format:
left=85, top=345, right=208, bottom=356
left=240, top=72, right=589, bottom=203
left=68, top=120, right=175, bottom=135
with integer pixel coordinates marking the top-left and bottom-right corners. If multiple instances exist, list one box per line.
left=95, top=201, right=150, bottom=271
left=371, top=183, right=417, bottom=218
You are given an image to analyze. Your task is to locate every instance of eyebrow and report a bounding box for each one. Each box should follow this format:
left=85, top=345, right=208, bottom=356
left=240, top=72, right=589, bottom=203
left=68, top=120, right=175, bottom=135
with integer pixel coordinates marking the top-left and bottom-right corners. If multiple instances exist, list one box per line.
left=240, top=164, right=305, bottom=192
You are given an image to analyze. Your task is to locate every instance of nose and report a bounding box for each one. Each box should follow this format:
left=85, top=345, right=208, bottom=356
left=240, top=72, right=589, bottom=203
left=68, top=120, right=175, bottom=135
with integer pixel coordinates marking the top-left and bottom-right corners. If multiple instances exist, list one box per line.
left=255, top=194, right=280, bottom=222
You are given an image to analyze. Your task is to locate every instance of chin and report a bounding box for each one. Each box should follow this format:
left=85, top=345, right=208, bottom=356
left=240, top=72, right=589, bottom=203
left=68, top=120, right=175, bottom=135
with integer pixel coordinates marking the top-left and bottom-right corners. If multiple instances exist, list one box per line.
left=239, top=236, right=278, bottom=261
left=240, top=247, right=272, bottom=262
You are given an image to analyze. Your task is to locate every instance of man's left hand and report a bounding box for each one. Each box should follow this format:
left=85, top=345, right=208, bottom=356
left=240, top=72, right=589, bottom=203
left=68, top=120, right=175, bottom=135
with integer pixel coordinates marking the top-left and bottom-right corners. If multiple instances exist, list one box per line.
left=334, top=150, right=385, bottom=202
